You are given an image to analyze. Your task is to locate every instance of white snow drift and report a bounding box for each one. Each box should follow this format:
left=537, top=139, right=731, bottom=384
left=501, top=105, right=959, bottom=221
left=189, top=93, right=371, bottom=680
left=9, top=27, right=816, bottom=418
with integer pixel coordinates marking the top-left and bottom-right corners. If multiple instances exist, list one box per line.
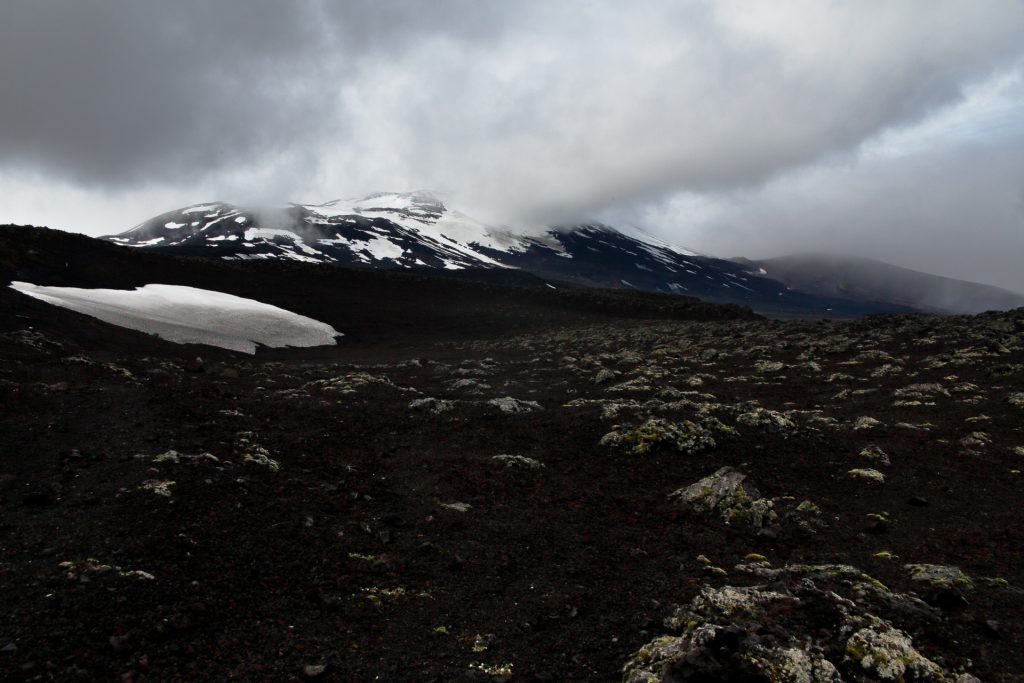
left=9, top=282, right=341, bottom=354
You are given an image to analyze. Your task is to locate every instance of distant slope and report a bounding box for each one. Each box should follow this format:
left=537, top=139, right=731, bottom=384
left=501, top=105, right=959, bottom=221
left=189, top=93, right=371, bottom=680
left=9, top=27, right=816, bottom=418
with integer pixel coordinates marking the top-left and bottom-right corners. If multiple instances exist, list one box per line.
left=1, top=225, right=758, bottom=352
left=747, top=253, right=1024, bottom=315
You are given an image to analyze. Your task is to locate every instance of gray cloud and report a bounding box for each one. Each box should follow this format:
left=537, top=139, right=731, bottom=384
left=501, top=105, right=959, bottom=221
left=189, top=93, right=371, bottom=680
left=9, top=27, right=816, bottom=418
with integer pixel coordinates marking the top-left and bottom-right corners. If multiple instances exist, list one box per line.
left=626, top=132, right=1024, bottom=292
left=2, top=1, right=1024, bottom=289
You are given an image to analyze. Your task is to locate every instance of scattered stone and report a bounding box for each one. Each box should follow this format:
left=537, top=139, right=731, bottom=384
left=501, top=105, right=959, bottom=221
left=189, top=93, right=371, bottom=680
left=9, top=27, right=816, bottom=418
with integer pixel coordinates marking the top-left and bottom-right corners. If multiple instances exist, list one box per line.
left=564, top=398, right=641, bottom=419
left=848, top=468, right=885, bottom=484
left=872, top=363, right=903, bottom=378
left=865, top=512, right=891, bottom=534
left=305, top=372, right=403, bottom=394
left=235, top=432, right=280, bottom=471
left=142, top=450, right=219, bottom=465
left=490, top=454, right=544, bottom=469
left=853, top=416, right=882, bottom=431
left=439, top=501, right=472, bottom=513
left=904, top=564, right=974, bottom=590
left=736, top=407, right=796, bottom=435
left=58, top=559, right=155, bottom=582
left=607, top=377, right=654, bottom=393
left=487, top=397, right=543, bottom=414
left=895, top=421, right=934, bottom=431
left=859, top=445, right=891, bottom=466
left=959, top=431, right=991, bottom=452
left=753, top=360, right=784, bottom=373
left=302, top=664, right=328, bottom=678
left=788, top=500, right=827, bottom=534
left=449, top=378, right=491, bottom=393
left=139, top=479, right=175, bottom=497
left=408, top=397, right=455, bottom=414
left=894, top=383, right=950, bottom=402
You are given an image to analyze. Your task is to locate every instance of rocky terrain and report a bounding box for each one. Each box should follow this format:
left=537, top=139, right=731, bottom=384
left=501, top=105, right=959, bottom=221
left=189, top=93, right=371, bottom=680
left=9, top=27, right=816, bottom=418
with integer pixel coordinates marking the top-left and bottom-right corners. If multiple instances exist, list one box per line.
left=1, top=226, right=1023, bottom=681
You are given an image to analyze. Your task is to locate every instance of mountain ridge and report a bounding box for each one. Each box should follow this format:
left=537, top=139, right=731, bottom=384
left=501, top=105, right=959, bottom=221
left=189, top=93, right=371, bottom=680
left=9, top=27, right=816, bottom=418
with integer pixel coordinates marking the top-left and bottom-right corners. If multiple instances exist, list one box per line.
left=746, top=252, right=1024, bottom=315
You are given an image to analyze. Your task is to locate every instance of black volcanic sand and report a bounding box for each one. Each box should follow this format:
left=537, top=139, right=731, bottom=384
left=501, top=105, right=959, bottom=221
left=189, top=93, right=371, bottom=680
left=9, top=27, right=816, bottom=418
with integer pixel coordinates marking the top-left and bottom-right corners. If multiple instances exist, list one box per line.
left=1, top=227, right=1024, bottom=682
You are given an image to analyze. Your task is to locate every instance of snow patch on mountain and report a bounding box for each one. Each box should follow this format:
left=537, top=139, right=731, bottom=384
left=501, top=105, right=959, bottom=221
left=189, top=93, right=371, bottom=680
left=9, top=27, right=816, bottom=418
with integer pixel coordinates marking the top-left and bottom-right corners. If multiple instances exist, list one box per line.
left=9, top=281, right=341, bottom=354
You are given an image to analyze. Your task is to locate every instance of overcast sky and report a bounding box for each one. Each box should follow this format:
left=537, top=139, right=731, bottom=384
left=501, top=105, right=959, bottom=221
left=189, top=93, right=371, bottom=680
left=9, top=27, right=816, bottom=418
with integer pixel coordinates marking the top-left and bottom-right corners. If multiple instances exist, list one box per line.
left=2, top=1, right=1023, bottom=291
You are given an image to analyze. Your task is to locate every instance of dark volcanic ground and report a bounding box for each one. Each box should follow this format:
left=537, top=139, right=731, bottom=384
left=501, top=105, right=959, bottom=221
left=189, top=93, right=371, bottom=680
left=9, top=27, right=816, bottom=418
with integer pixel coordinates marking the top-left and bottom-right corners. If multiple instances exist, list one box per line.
left=1, top=226, right=1024, bottom=682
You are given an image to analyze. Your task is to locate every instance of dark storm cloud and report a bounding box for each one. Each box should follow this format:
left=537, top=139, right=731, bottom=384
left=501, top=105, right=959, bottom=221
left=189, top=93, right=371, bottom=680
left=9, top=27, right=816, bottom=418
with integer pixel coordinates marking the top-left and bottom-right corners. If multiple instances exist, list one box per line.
left=3, top=1, right=1022, bottom=200
left=0, top=0, right=523, bottom=188
left=0, top=2, right=326, bottom=183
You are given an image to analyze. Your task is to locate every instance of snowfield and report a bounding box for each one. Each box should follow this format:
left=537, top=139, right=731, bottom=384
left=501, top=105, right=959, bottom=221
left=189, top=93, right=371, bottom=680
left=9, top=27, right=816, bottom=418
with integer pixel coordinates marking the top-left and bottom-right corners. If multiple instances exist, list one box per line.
left=9, top=282, right=341, bottom=354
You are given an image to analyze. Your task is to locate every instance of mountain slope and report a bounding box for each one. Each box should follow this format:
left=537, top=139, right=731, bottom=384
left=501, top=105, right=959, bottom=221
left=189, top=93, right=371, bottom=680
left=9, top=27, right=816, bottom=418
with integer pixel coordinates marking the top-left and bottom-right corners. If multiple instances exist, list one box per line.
left=749, top=252, right=1024, bottom=315
left=104, top=192, right=923, bottom=317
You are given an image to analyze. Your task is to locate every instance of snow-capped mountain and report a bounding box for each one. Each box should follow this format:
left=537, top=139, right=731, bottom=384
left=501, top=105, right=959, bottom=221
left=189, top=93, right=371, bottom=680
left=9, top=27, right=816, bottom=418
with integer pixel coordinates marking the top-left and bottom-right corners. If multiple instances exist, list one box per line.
left=106, top=192, right=524, bottom=270
left=102, top=191, right=918, bottom=316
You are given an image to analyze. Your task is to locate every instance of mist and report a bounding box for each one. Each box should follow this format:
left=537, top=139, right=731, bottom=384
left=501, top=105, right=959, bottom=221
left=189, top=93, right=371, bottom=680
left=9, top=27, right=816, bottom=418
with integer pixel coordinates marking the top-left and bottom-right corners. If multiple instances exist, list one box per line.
left=1, top=1, right=1023, bottom=290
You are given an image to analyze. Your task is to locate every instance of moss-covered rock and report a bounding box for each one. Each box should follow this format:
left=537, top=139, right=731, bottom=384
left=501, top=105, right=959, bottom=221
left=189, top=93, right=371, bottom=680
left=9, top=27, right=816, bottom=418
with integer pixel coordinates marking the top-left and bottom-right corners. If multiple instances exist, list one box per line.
left=624, top=563, right=972, bottom=683
left=235, top=432, right=280, bottom=471
left=753, top=359, right=785, bottom=373
left=860, top=445, right=891, bottom=466
left=904, top=564, right=974, bottom=590
left=486, top=396, right=543, bottom=414
left=408, top=397, right=456, bottom=414
left=959, top=431, right=991, bottom=452
left=844, top=620, right=945, bottom=680
left=848, top=468, right=886, bottom=484
left=736, top=407, right=797, bottom=435
left=853, top=416, right=883, bottom=431
left=304, top=372, right=404, bottom=395
left=490, top=454, right=545, bottom=470
left=669, top=467, right=777, bottom=528
left=600, top=418, right=716, bottom=456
